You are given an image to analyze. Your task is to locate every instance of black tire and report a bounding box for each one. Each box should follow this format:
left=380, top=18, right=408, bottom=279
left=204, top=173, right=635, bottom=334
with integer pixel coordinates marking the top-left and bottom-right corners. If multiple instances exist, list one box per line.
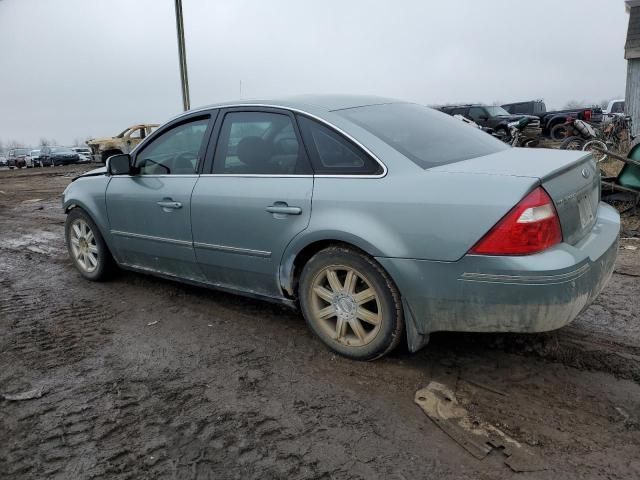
left=65, top=208, right=116, bottom=281
left=495, top=126, right=510, bottom=142
left=550, top=123, right=570, bottom=140
left=298, top=246, right=404, bottom=361
left=559, top=136, right=585, bottom=151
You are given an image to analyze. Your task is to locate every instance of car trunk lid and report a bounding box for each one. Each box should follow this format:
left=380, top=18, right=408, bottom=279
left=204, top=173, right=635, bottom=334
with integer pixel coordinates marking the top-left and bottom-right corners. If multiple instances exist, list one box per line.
left=431, top=148, right=599, bottom=245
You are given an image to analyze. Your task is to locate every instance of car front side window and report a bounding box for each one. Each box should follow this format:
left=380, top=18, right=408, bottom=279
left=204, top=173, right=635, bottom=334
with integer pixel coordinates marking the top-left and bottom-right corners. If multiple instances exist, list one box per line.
left=134, top=118, right=209, bottom=175
left=212, top=111, right=309, bottom=175
left=468, top=107, right=486, bottom=121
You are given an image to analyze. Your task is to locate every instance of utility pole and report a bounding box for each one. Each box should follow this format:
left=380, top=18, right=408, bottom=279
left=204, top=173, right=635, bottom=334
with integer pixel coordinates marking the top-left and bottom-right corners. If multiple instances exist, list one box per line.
left=174, top=0, right=190, bottom=111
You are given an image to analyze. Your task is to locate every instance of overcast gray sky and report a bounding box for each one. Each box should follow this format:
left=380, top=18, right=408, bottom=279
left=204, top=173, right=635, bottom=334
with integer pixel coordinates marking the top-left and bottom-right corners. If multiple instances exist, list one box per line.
left=0, top=0, right=630, bottom=146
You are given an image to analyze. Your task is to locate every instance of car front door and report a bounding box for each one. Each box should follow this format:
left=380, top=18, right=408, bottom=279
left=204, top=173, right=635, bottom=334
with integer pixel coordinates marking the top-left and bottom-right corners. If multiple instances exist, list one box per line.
left=191, top=108, right=313, bottom=297
left=105, top=114, right=213, bottom=280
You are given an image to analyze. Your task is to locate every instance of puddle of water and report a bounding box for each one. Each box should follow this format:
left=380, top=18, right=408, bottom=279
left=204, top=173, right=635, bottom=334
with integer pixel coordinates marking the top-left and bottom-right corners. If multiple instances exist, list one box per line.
left=2, top=231, right=63, bottom=255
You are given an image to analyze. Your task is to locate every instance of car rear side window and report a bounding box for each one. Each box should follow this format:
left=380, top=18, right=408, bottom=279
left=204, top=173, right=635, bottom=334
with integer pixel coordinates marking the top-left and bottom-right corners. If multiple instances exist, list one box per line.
left=296, top=115, right=382, bottom=175
left=337, top=103, right=509, bottom=169
left=213, top=111, right=310, bottom=175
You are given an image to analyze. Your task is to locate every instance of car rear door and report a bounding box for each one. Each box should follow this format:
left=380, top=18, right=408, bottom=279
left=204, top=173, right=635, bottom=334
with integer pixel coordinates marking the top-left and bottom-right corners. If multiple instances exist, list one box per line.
left=105, top=113, right=214, bottom=280
left=190, top=107, right=313, bottom=297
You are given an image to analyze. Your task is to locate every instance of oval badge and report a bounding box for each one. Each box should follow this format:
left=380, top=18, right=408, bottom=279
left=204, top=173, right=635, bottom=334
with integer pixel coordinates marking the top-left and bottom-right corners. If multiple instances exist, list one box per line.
left=581, top=168, right=591, bottom=179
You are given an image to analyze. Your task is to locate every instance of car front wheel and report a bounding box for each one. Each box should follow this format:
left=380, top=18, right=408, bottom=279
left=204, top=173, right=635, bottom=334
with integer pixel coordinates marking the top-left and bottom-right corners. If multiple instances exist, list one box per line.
left=65, top=209, right=115, bottom=281
left=299, top=246, right=404, bottom=361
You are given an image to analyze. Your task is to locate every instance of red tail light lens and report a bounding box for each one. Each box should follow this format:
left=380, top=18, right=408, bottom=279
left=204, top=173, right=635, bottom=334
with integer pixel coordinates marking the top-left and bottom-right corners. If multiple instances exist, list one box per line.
left=470, top=187, right=562, bottom=256
left=584, top=109, right=592, bottom=121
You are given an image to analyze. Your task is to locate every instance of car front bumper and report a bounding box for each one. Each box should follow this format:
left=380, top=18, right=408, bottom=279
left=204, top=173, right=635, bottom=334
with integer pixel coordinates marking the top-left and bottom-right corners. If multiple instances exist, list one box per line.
left=377, top=202, right=620, bottom=336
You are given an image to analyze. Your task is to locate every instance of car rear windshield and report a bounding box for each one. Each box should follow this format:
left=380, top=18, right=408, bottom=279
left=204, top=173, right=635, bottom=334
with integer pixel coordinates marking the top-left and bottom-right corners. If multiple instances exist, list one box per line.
left=337, top=103, right=509, bottom=169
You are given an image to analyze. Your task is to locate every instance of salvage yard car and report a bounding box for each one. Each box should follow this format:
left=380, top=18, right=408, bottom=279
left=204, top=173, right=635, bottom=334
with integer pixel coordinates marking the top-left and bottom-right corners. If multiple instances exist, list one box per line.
left=62, top=95, right=620, bottom=360
left=438, top=104, right=541, bottom=140
left=40, top=146, right=80, bottom=166
left=87, top=124, right=159, bottom=163
left=71, top=146, right=93, bottom=163
left=7, top=148, right=29, bottom=169
left=30, top=149, right=41, bottom=167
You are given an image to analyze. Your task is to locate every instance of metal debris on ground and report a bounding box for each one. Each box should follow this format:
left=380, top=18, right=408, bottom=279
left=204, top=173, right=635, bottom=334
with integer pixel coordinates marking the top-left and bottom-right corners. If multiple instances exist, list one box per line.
left=2, top=387, right=45, bottom=401
left=415, top=382, right=544, bottom=473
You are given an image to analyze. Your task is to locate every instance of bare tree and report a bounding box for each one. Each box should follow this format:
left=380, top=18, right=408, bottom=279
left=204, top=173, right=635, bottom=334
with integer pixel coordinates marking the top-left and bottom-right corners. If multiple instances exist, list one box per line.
left=6, top=139, right=24, bottom=149
left=39, top=137, right=58, bottom=147
left=563, top=100, right=586, bottom=109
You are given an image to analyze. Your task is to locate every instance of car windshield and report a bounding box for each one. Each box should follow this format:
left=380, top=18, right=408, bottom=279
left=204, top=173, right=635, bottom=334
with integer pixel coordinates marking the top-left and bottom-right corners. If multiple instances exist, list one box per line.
left=51, top=147, right=73, bottom=153
left=337, top=103, right=509, bottom=169
left=485, top=106, right=510, bottom=116
left=14, top=149, right=28, bottom=155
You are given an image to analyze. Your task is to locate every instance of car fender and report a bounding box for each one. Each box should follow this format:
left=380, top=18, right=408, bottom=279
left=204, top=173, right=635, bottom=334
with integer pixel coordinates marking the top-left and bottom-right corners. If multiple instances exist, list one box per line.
left=62, top=176, right=119, bottom=261
left=544, top=114, right=568, bottom=130
left=279, top=208, right=404, bottom=294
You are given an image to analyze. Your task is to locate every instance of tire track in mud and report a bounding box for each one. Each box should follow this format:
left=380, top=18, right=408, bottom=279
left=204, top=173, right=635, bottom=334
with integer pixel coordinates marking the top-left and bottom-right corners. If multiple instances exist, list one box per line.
left=1, top=375, right=361, bottom=480
left=0, top=282, right=114, bottom=371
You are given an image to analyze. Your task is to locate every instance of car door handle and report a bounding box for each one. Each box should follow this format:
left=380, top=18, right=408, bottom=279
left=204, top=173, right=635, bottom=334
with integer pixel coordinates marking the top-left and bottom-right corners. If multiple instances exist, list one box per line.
left=266, top=204, right=302, bottom=215
left=157, top=200, right=182, bottom=209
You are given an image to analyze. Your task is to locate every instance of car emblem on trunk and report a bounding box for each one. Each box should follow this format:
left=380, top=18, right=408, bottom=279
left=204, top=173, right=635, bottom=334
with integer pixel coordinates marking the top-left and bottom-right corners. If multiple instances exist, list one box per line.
left=581, top=168, right=591, bottom=179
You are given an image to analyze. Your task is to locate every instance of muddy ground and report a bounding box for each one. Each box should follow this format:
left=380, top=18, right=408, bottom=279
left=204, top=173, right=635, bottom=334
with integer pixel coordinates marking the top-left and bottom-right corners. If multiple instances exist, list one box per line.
left=0, top=165, right=639, bottom=479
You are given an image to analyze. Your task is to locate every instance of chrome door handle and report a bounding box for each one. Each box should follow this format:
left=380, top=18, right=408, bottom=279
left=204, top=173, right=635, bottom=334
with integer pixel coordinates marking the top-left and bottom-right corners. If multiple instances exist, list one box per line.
left=266, top=204, right=302, bottom=215
left=157, top=200, right=182, bottom=209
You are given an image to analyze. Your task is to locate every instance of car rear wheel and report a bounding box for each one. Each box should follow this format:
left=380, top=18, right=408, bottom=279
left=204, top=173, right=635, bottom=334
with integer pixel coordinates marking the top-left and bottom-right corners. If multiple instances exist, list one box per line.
left=65, top=209, right=115, bottom=281
left=550, top=123, right=570, bottom=140
left=559, top=136, right=585, bottom=151
left=299, top=246, right=404, bottom=361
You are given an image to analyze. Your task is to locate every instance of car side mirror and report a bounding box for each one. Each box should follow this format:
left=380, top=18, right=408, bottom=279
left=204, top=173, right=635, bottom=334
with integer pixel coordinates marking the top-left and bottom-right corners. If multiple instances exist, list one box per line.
left=107, top=154, right=132, bottom=175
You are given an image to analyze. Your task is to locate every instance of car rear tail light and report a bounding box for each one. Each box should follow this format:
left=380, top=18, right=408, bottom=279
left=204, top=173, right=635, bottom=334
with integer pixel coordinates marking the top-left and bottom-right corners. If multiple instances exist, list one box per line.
left=469, top=187, right=562, bottom=256
left=584, top=109, right=592, bottom=121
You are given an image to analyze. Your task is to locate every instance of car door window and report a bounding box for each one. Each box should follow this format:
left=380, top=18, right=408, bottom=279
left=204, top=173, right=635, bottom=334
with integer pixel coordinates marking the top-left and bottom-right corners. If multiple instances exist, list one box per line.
left=213, top=111, right=309, bottom=174
left=468, top=107, right=486, bottom=121
left=612, top=101, right=624, bottom=114
left=296, top=115, right=382, bottom=175
left=128, top=128, right=142, bottom=139
left=135, top=118, right=209, bottom=175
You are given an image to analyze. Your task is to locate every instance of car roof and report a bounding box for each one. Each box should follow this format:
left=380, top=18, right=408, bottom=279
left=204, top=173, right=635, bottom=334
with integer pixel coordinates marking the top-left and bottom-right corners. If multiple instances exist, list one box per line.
left=188, top=94, right=408, bottom=115
left=440, top=104, right=485, bottom=109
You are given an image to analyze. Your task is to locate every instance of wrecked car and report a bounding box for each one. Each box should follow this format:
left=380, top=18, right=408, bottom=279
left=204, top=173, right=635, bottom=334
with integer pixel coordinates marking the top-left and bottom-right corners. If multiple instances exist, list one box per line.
left=87, top=124, right=158, bottom=163
left=62, top=95, right=619, bottom=360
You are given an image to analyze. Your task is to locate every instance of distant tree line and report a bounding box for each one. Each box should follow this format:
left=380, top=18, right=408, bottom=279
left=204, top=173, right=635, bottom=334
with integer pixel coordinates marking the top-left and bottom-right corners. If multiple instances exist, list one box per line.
left=0, top=137, right=90, bottom=154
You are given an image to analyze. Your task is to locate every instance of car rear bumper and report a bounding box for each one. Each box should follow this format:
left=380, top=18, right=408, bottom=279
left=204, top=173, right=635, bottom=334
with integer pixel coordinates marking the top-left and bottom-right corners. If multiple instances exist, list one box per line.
left=377, top=202, right=620, bottom=335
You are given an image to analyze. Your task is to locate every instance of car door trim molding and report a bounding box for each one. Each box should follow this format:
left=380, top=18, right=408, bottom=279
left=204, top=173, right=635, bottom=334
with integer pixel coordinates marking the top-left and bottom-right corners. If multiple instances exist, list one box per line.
left=111, top=230, right=192, bottom=247
left=110, top=174, right=200, bottom=178
left=110, top=230, right=272, bottom=257
left=193, top=241, right=272, bottom=258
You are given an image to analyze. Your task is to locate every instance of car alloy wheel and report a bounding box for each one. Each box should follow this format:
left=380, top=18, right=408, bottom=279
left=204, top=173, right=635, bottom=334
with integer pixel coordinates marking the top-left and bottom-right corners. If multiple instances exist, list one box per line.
left=299, top=246, right=404, bottom=360
left=309, top=265, right=383, bottom=347
left=69, top=219, right=99, bottom=273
